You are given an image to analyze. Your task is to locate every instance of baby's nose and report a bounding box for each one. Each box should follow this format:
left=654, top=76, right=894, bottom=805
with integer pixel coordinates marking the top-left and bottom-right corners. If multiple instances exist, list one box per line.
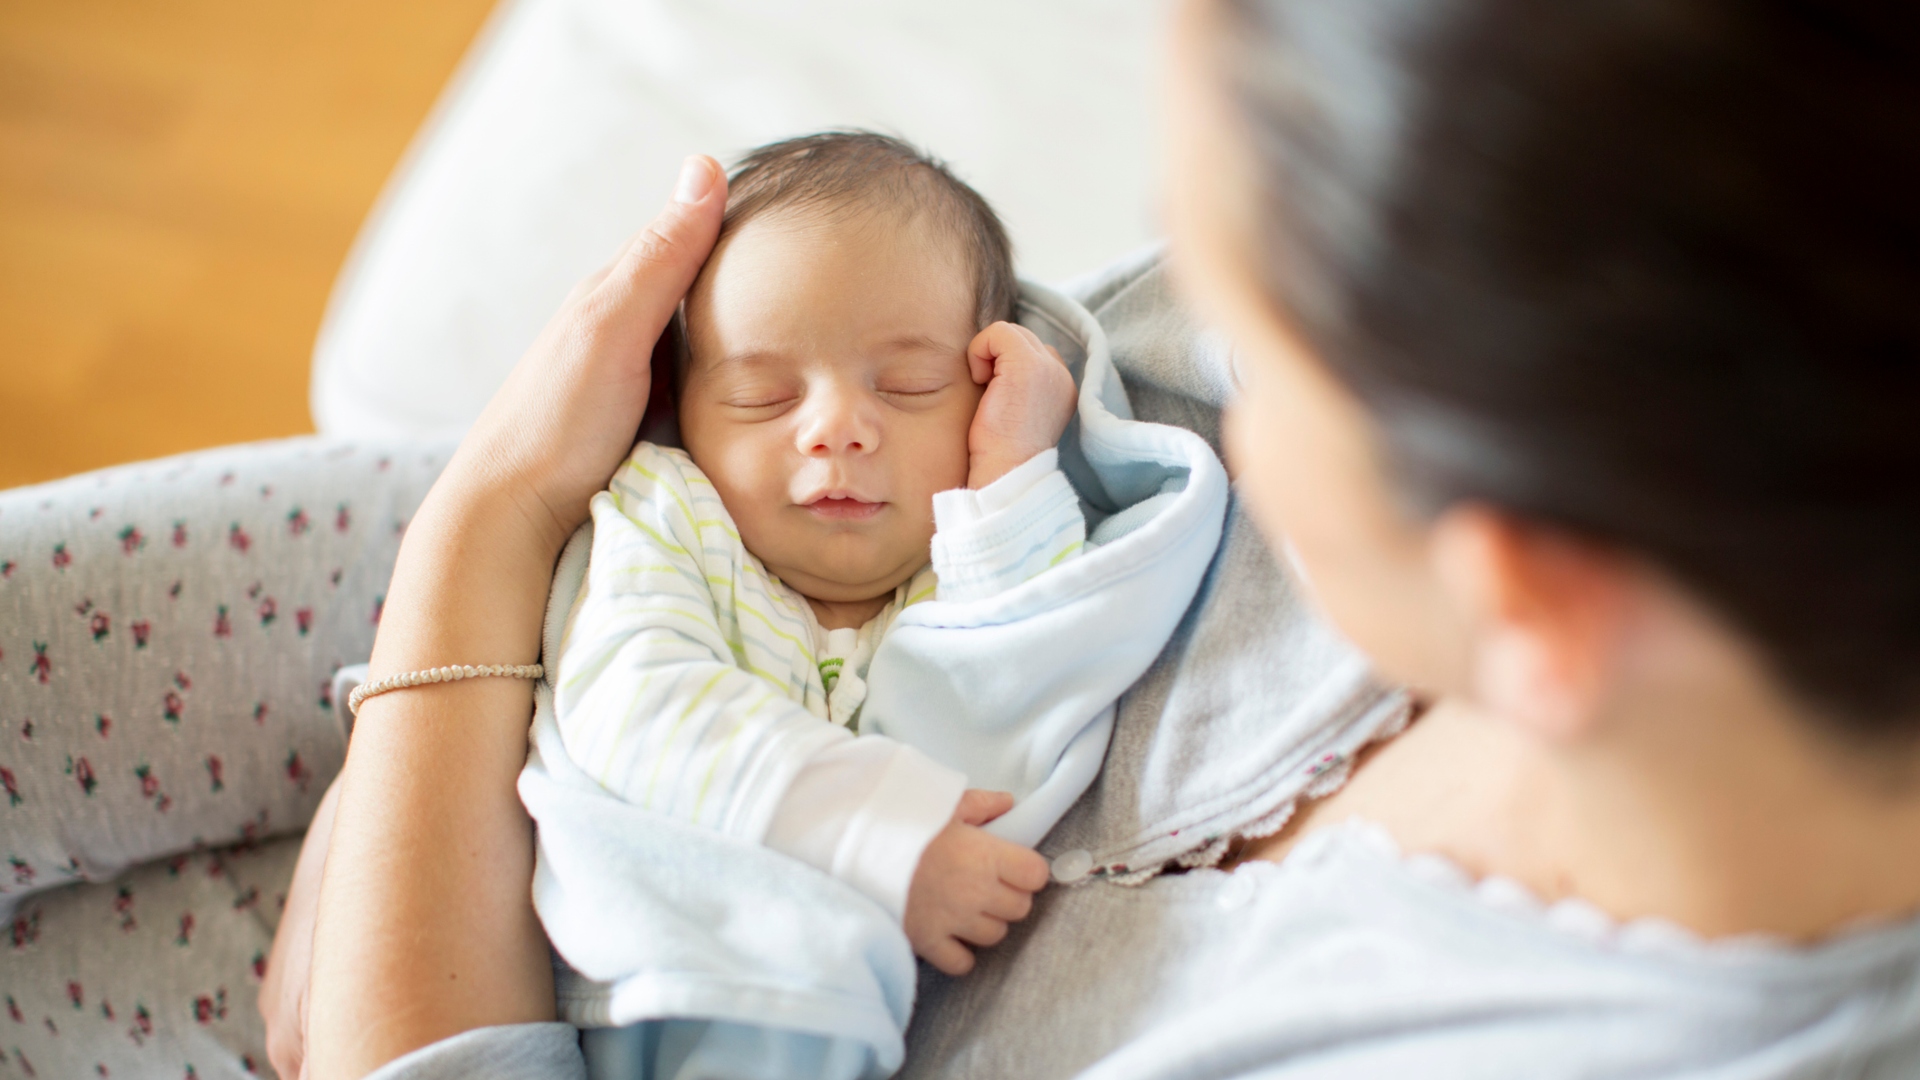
left=799, top=392, right=879, bottom=456
left=807, top=434, right=867, bottom=454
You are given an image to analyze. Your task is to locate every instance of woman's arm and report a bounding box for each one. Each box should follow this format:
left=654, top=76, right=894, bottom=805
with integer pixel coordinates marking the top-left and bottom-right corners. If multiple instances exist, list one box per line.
left=260, top=774, right=339, bottom=1078
left=300, top=157, right=726, bottom=1080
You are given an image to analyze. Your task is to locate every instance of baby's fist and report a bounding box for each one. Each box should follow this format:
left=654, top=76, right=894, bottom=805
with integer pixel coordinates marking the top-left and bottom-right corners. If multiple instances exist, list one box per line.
left=966, top=322, right=1078, bottom=489
left=904, top=789, right=1052, bottom=976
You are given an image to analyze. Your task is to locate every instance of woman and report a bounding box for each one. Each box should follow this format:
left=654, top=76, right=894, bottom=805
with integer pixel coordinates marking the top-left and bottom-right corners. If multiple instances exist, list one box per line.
left=280, top=0, right=1920, bottom=1075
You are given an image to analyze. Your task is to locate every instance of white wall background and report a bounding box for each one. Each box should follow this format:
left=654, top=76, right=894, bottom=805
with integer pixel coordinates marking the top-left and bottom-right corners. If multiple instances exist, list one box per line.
left=311, top=0, right=1170, bottom=440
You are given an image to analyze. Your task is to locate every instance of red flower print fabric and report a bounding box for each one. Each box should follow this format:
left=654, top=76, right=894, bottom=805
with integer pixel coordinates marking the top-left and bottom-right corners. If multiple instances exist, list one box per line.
left=0, top=437, right=449, bottom=1073
left=0, top=837, right=300, bottom=1077
left=0, top=438, right=444, bottom=913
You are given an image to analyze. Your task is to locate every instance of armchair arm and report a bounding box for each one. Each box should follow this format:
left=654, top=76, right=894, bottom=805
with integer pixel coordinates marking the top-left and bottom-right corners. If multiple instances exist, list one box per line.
left=0, top=437, right=448, bottom=914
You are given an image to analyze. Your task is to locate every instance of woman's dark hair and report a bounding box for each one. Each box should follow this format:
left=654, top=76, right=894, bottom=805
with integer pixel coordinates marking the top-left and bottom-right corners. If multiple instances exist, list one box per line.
left=1215, top=0, right=1920, bottom=736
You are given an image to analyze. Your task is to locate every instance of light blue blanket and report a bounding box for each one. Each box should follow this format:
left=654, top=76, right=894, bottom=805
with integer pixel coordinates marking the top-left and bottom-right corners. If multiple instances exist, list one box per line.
left=516, top=280, right=1229, bottom=1074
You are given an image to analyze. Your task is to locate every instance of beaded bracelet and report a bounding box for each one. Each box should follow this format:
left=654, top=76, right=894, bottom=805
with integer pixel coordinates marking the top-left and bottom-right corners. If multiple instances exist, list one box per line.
left=347, top=663, right=545, bottom=716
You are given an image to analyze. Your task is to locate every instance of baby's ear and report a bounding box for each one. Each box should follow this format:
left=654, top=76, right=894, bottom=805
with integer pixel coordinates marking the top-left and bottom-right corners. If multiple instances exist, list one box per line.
left=638, top=305, right=686, bottom=449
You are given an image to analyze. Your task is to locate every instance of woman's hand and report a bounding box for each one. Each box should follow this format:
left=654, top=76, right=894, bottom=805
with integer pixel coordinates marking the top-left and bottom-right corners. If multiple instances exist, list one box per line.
left=447, top=155, right=729, bottom=561
left=302, top=158, right=726, bottom=1080
left=259, top=776, right=341, bottom=1080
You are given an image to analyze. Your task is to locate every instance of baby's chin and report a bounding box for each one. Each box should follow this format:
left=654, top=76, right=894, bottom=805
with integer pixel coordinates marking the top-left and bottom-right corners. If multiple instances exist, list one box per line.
left=767, top=550, right=926, bottom=606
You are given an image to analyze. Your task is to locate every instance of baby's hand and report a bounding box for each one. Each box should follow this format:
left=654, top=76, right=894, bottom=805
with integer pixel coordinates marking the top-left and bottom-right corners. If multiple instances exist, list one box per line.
left=966, top=321, right=1078, bottom=489
left=904, top=789, right=1051, bottom=976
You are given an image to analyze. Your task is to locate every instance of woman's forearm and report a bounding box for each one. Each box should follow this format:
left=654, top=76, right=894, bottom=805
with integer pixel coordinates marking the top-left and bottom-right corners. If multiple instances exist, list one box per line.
left=304, top=476, right=566, bottom=1079
left=299, top=157, right=725, bottom=1079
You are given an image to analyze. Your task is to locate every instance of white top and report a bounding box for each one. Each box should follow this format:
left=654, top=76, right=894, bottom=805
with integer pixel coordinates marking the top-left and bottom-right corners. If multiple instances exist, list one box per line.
left=553, top=443, right=1086, bottom=919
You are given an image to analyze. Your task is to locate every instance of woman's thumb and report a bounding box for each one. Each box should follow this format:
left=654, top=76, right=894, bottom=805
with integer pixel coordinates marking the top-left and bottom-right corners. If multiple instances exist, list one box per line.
left=594, top=155, right=726, bottom=329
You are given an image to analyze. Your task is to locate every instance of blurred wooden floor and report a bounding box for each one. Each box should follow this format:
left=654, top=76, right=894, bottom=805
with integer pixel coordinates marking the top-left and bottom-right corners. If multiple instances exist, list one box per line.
left=0, top=0, right=496, bottom=488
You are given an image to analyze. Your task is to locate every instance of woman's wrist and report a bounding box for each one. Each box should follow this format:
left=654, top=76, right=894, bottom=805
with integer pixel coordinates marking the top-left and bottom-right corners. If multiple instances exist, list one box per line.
left=365, top=476, right=564, bottom=677
left=436, top=438, right=584, bottom=566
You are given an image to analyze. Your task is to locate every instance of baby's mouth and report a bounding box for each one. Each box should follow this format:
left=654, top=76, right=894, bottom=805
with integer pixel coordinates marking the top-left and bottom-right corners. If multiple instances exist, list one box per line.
left=803, top=495, right=885, bottom=521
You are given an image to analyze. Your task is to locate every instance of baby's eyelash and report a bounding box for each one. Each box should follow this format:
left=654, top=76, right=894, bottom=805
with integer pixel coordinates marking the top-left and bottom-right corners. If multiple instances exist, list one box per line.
left=877, top=382, right=949, bottom=397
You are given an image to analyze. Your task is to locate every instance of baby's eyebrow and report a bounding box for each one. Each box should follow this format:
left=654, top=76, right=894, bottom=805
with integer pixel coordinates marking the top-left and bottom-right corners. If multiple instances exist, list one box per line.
left=698, top=336, right=963, bottom=374
left=704, top=350, right=790, bottom=372
left=876, top=333, right=964, bottom=356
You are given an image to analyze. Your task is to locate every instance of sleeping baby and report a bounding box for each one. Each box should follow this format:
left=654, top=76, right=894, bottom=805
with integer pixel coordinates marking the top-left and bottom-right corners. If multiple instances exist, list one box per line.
left=521, top=131, right=1228, bottom=1075
left=562, top=130, right=1076, bottom=971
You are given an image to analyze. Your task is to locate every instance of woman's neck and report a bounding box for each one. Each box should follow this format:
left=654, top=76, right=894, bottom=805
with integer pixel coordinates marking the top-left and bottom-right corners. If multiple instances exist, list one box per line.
left=1259, top=692, right=1920, bottom=941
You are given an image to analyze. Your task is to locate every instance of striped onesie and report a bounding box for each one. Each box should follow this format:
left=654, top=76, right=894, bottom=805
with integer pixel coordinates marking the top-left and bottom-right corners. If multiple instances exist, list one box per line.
left=551, top=440, right=1086, bottom=918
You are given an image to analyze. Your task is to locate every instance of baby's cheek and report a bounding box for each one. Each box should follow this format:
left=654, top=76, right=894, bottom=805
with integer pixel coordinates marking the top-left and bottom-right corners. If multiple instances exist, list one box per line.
left=901, top=498, right=938, bottom=551
left=943, top=407, right=980, bottom=482
left=909, top=454, right=967, bottom=512
left=696, top=448, right=784, bottom=548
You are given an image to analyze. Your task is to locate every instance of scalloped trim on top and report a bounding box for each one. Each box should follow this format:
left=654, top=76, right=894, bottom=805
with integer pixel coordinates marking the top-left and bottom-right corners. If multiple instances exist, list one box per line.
left=1070, top=699, right=1415, bottom=888
left=1277, top=819, right=1920, bottom=963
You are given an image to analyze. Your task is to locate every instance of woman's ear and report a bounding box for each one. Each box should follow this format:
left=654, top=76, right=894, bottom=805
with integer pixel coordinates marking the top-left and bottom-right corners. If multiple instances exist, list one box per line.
left=1430, top=505, right=1630, bottom=742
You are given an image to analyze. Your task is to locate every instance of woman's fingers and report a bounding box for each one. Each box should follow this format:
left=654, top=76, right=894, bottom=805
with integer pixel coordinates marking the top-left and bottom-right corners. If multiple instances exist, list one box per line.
left=589, top=156, right=726, bottom=339
left=260, top=775, right=342, bottom=1080
left=560, top=264, right=614, bottom=309
left=450, top=156, right=727, bottom=553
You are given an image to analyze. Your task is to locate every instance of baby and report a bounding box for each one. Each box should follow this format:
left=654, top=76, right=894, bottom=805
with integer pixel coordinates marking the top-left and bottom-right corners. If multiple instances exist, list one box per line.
left=551, top=132, right=1088, bottom=976
left=527, top=132, right=1230, bottom=1069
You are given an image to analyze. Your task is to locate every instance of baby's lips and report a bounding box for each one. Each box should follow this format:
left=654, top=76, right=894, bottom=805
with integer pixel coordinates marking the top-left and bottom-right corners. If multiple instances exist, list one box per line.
left=794, top=479, right=882, bottom=506
left=803, top=496, right=885, bottom=521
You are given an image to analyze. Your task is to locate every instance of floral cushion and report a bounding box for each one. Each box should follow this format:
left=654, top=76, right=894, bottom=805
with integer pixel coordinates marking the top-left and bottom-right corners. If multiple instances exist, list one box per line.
left=0, top=437, right=447, bottom=1073
left=1, top=836, right=299, bottom=1077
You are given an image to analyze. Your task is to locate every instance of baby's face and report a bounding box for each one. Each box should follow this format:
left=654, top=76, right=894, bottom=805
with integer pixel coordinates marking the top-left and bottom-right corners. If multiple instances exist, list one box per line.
left=678, top=208, right=983, bottom=605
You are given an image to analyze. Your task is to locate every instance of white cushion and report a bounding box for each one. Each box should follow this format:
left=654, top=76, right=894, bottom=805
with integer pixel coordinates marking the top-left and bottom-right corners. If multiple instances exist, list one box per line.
left=311, top=0, right=1164, bottom=440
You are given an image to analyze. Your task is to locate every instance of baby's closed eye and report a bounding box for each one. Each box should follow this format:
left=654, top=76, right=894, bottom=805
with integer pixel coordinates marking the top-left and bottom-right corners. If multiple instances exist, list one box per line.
left=876, top=378, right=951, bottom=398
left=875, top=379, right=961, bottom=413
left=722, top=392, right=800, bottom=410
left=874, top=358, right=963, bottom=402
left=713, top=377, right=803, bottom=410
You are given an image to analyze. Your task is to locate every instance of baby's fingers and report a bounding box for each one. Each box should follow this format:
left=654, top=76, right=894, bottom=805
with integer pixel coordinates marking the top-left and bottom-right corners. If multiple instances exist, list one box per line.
left=998, top=845, right=1052, bottom=893
left=966, top=321, right=1050, bottom=385
left=983, top=883, right=1035, bottom=924
left=955, top=789, right=1015, bottom=826
left=923, top=937, right=977, bottom=977
left=955, top=915, right=1011, bottom=948
left=966, top=322, right=1009, bottom=385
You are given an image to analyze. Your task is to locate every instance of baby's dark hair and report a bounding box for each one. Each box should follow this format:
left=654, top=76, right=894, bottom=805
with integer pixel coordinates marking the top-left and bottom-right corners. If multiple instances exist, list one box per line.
left=718, top=131, right=1018, bottom=330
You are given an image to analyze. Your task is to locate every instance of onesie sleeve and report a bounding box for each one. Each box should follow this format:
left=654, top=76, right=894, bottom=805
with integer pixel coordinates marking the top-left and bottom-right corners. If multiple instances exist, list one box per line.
left=763, top=738, right=967, bottom=921
left=552, top=444, right=849, bottom=843
left=929, top=448, right=1087, bottom=604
